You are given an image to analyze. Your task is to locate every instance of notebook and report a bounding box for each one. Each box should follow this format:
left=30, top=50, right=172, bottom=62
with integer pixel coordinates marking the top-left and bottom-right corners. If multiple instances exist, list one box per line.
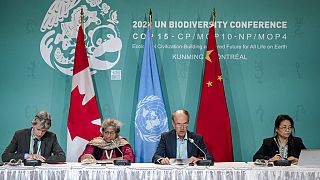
left=170, top=158, right=190, bottom=165
left=298, top=149, right=320, bottom=167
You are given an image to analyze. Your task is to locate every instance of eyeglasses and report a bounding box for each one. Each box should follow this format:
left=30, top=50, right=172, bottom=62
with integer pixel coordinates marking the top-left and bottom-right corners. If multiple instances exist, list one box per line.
left=279, top=126, right=292, bottom=131
left=104, top=131, right=116, bottom=136
left=175, top=123, right=189, bottom=129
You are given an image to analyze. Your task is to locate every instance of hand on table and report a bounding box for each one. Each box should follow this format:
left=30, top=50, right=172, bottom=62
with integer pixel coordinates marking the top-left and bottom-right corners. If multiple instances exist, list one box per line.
left=29, top=154, right=46, bottom=162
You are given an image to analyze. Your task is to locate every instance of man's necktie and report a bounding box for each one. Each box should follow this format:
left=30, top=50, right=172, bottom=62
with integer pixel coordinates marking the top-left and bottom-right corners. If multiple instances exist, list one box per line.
left=33, top=138, right=39, bottom=154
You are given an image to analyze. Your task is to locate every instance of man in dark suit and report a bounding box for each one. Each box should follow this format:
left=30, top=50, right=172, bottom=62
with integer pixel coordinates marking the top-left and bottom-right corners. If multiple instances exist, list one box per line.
left=2, top=111, right=66, bottom=163
left=152, top=110, right=213, bottom=165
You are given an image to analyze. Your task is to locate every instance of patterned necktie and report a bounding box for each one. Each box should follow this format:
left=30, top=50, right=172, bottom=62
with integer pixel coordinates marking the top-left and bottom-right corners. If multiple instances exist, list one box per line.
left=33, top=138, right=39, bottom=154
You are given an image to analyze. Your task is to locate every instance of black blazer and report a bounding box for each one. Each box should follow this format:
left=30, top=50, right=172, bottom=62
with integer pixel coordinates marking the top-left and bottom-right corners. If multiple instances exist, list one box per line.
left=253, top=136, right=306, bottom=161
left=152, top=129, right=213, bottom=163
left=1, top=128, right=66, bottom=163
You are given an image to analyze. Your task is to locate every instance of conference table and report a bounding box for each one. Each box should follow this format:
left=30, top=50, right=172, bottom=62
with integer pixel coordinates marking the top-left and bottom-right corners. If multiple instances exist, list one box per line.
left=0, top=162, right=319, bottom=180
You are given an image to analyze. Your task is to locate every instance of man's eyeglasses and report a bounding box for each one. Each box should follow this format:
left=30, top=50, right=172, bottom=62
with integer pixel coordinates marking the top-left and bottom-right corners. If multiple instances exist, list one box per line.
left=279, top=126, right=292, bottom=131
left=175, top=123, right=189, bottom=129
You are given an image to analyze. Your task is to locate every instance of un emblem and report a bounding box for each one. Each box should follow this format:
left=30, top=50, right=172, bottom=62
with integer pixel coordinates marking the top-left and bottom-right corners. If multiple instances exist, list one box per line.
left=135, top=96, right=168, bottom=142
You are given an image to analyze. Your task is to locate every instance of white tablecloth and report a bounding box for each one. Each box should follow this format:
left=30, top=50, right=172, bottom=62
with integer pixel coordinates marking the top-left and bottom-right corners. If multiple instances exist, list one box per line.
left=0, top=162, right=319, bottom=180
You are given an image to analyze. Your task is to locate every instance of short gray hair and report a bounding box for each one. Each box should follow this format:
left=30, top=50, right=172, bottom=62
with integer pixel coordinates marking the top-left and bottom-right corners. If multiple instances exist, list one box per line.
left=31, top=111, right=51, bottom=129
left=101, top=118, right=122, bottom=134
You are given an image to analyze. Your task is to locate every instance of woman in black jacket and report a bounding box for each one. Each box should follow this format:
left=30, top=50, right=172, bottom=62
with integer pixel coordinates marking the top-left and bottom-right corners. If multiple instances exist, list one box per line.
left=253, top=115, right=306, bottom=164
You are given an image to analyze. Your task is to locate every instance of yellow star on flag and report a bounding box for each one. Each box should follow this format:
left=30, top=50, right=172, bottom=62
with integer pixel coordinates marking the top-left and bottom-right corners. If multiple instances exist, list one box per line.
left=206, top=50, right=213, bottom=62
left=206, top=80, right=213, bottom=87
left=217, top=75, right=223, bottom=81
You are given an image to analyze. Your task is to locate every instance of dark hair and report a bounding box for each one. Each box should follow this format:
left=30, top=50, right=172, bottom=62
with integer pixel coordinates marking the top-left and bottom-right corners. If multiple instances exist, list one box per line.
left=274, top=114, right=295, bottom=135
left=172, top=109, right=190, bottom=123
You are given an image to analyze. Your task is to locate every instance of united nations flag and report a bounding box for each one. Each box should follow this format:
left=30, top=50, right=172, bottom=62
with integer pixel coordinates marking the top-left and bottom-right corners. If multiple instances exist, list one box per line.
left=134, top=22, right=168, bottom=163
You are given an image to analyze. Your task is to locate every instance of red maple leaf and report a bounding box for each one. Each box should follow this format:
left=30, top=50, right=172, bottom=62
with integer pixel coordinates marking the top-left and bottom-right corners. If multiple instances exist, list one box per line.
left=67, top=86, right=101, bottom=141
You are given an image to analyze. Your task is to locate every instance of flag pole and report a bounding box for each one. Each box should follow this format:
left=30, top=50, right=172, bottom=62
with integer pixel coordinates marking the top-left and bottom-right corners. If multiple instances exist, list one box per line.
left=80, top=8, right=84, bottom=27
left=80, top=8, right=84, bottom=32
left=149, top=8, right=152, bottom=31
left=212, top=8, right=216, bottom=23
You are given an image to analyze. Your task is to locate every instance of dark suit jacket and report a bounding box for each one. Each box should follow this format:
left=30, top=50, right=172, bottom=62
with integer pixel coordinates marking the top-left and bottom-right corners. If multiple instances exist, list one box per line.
left=152, top=129, right=213, bottom=163
left=2, top=128, right=66, bottom=163
left=253, top=136, right=306, bottom=161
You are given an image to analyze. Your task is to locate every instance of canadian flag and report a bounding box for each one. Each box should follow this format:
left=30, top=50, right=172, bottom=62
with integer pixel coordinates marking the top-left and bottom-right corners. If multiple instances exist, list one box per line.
left=66, top=26, right=101, bottom=162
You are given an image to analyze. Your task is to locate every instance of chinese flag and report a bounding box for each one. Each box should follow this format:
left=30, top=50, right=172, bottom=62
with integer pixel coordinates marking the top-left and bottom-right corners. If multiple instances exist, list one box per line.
left=66, top=26, right=101, bottom=161
left=196, top=22, right=233, bottom=162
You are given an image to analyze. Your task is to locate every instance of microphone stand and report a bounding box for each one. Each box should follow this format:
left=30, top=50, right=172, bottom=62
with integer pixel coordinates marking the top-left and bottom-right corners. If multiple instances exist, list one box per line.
left=111, top=140, right=131, bottom=166
left=189, top=138, right=214, bottom=166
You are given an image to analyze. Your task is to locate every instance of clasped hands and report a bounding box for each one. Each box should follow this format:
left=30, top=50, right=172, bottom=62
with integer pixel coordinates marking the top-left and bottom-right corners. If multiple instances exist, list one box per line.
left=269, top=154, right=298, bottom=165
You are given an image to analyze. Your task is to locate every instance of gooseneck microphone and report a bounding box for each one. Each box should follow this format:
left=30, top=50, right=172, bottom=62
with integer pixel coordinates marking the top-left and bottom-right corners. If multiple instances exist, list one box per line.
left=188, top=138, right=207, bottom=160
left=111, top=140, right=124, bottom=158
left=111, top=140, right=131, bottom=166
left=188, top=138, right=213, bottom=166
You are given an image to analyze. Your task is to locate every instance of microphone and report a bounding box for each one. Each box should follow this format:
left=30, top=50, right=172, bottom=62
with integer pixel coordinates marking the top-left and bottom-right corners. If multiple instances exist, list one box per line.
left=111, top=140, right=131, bottom=166
left=188, top=138, right=207, bottom=160
left=188, top=138, right=213, bottom=166
left=111, top=140, right=124, bottom=158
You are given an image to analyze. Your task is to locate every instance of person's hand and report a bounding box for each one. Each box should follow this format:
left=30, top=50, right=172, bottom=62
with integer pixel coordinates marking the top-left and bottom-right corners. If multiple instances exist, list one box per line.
left=29, top=154, right=46, bottom=162
left=269, top=154, right=282, bottom=161
left=287, top=156, right=298, bottom=165
left=80, top=154, right=95, bottom=161
left=160, top=157, right=170, bottom=165
left=188, top=156, right=200, bottom=164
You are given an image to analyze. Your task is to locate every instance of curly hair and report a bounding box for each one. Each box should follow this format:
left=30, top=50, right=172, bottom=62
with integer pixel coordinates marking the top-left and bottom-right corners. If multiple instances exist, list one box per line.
left=101, top=118, right=122, bottom=134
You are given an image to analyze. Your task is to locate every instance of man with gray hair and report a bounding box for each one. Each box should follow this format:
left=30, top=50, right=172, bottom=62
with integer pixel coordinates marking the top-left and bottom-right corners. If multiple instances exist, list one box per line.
left=152, top=110, right=213, bottom=165
left=2, top=111, right=66, bottom=163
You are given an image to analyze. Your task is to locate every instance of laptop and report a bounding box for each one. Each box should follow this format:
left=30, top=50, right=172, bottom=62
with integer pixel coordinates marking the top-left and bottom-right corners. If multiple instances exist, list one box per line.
left=298, top=149, right=320, bottom=167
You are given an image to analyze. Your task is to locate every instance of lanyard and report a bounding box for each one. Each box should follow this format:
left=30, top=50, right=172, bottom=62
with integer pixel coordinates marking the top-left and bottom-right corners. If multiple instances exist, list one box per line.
left=105, top=149, right=114, bottom=160
left=29, top=134, right=41, bottom=154
left=274, top=138, right=288, bottom=159
left=177, top=139, right=187, bottom=159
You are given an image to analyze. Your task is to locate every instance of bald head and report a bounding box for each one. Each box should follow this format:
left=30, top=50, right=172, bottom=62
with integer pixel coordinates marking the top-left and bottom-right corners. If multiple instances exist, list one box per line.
left=172, top=110, right=190, bottom=123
